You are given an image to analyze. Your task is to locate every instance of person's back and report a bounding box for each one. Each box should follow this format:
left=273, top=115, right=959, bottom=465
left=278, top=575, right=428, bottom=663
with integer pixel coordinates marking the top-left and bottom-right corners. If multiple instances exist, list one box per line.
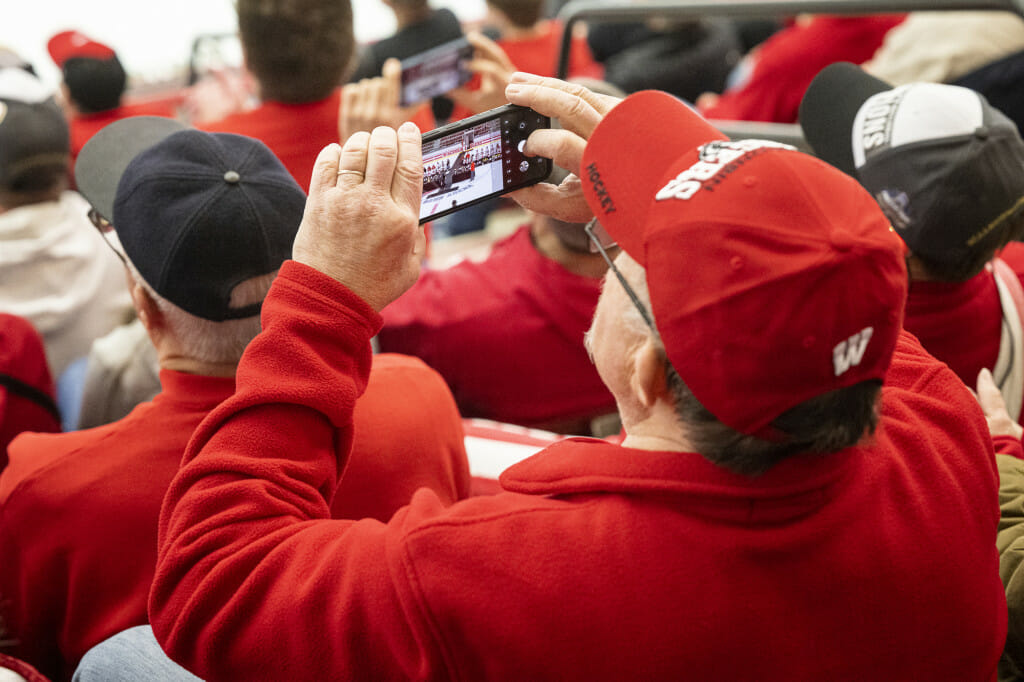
left=0, top=118, right=470, bottom=681
left=698, top=14, right=903, bottom=123
left=378, top=214, right=617, bottom=434
left=801, top=63, right=1024, bottom=421
left=148, top=84, right=1004, bottom=680
left=198, top=0, right=355, bottom=191
left=0, top=67, right=131, bottom=378
left=0, top=313, right=60, bottom=465
left=484, top=0, right=602, bottom=80
left=47, top=31, right=178, bottom=164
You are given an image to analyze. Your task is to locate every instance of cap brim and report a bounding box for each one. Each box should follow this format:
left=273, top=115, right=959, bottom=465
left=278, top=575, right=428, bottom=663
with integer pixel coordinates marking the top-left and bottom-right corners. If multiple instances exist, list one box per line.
left=580, top=90, right=726, bottom=262
left=75, top=116, right=186, bottom=222
left=799, top=62, right=893, bottom=177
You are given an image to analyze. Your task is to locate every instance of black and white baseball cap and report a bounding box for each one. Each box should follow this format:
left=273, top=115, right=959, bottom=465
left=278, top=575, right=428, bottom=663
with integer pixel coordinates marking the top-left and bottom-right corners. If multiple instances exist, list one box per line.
left=799, top=62, right=1024, bottom=271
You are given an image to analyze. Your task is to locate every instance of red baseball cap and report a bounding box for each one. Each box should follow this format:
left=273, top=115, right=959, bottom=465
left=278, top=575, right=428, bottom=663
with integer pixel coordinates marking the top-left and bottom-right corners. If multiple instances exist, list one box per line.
left=47, top=30, right=116, bottom=67
left=581, top=90, right=907, bottom=438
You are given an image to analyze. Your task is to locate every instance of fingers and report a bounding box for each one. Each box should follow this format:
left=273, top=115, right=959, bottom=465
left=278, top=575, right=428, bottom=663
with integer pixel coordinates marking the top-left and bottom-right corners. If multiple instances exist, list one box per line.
left=381, top=58, right=401, bottom=114
left=510, top=180, right=593, bottom=224
left=977, top=367, right=1024, bottom=440
left=363, top=126, right=399, bottom=192
left=505, top=73, right=621, bottom=138
left=465, top=32, right=516, bottom=72
left=978, top=367, right=1007, bottom=414
left=520, top=128, right=586, bottom=175
left=337, top=131, right=371, bottom=188
left=392, top=121, right=423, bottom=209
left=308, top=143, right=343, bottom=197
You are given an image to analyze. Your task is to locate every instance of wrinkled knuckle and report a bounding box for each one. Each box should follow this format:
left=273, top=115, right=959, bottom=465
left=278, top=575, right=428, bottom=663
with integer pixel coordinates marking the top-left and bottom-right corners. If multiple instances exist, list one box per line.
left=395, top=159, right=422, bottom=181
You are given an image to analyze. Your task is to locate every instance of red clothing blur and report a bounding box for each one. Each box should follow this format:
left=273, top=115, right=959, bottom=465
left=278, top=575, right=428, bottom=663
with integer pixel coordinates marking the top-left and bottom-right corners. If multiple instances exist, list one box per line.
left=448, top=21, right=603, bottom=123
left=200, top=90, right=434, bottom=192
left=378, top=225, right=616, bottom=433
left=903, top=242, right=1024, bottom=415
left=68, top=99, right=179, bottom=164
left=0, top=314, right=59, bottom=467
left=499, top=20, right=603, bottom=80
left=700, top=15, right=903, bottom=123
left=151, top=262, right=1004, bottom=682
left=0, top=355, right=468, bottom=681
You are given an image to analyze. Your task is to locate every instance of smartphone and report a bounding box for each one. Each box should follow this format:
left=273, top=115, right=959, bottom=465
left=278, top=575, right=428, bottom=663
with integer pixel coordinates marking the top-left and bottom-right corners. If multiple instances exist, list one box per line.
left=399, top=37, right=474, bottom=107
left=420, top=104, right=552, bottom=224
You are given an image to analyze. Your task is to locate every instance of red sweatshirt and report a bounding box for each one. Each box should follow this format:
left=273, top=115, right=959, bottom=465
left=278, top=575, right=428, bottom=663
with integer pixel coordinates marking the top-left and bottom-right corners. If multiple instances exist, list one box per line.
left=701, top=15, right=903, bottom=123
left=378, top=226, right=616, bottom=433
left=150, top=261, right=1005, bottom=682
left=904, top=242, right=1024, bottom=420
left=0, top=354, right=468, bottom=681
left=200, top=91, right=435, bottom=192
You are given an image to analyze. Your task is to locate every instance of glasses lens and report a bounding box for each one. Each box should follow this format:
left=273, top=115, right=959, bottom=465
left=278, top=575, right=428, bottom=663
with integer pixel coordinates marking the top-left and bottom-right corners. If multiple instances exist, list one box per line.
left=88, top=209, right=127, bottom=263
left=585, top=218, right=617, bottom=253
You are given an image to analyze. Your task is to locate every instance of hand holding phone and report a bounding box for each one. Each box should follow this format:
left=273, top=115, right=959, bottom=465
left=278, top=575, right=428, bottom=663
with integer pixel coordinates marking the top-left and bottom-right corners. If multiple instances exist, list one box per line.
left=419, top=104, right=552, bottom=224
left=400, top=37, right=474, bottom=108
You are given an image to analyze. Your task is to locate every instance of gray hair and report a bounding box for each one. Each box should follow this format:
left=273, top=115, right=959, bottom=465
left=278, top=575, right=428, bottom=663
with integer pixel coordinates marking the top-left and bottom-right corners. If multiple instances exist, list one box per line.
left=603, top=256, right=880, bottom=476
left=126, top=260, right=273, bottom=365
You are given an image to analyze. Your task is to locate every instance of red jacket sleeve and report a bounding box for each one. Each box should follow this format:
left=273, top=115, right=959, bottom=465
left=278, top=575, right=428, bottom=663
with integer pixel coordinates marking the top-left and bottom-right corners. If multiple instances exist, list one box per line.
left=149, top=261, right=434, bottom=681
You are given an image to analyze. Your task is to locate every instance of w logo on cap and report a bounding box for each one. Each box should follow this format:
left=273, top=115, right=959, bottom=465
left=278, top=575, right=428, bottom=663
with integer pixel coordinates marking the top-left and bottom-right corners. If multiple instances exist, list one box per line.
left=833, top=327, right=874, bottom=376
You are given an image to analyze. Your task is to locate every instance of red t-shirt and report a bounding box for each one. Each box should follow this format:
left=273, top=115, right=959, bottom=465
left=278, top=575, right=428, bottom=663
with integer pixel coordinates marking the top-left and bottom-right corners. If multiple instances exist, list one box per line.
left=200, top=90, right=435, bottom=192
left=700, top=15, right=904, bottom=123
left=0, top=356, right=468, bottom=681
left=150, top=262, right=1005, bottom=682
left=904, top=242, right=1024, bottom=414
left=378, top=225, right=616, bottom=433
left=69, top=99, right=180, bottom=164
left=0, top=313, right=59, bottom=467
left=499, top=20, right=603, bottom=81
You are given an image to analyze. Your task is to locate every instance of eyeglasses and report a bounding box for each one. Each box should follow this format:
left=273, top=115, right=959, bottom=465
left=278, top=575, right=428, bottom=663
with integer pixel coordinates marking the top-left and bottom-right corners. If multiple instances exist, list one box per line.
left=87, top=208, right=127, bottom=265
left=585, top=217, right=656, bottom=332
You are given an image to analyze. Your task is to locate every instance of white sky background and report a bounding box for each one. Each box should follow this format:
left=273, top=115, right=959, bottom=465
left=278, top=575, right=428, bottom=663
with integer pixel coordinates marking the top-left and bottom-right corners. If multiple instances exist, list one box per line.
left=4, top=0, right=487, bottom=92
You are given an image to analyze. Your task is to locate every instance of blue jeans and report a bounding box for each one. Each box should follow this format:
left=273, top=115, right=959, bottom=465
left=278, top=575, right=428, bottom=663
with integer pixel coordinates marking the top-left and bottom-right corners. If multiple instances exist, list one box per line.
left=73, top=625, right=201, bottom=681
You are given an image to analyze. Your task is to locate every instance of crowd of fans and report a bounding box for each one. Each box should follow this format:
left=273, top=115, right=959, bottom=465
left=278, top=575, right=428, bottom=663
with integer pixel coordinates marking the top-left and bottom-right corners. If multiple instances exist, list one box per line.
left=4, top=0, right=1024, bottom=680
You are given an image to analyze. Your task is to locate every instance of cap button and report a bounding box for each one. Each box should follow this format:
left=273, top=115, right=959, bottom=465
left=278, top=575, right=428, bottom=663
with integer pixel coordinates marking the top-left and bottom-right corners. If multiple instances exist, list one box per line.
left=831, top=226, right=854, bottom=252
left=974, top=126, right=990, bottom=140
left=223, top=170, right=241, bottom=184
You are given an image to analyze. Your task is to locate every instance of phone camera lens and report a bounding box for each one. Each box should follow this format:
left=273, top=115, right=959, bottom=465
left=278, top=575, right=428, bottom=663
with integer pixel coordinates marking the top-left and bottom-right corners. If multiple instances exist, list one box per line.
left=518, top=121, right=527, bottom=130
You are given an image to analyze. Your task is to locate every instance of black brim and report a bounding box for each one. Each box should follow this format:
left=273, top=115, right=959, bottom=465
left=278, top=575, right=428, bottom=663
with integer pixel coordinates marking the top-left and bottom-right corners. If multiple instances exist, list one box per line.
left=75, top=116, right=185, bottom=222
left=799, top=62, right=893, bottom=177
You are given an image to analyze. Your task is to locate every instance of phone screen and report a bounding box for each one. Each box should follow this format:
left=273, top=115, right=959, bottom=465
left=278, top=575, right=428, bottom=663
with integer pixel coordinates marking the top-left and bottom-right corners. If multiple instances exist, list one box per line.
left=420, top=106, right=551, bottom=223
left=399, top=37, right=473, bottom=107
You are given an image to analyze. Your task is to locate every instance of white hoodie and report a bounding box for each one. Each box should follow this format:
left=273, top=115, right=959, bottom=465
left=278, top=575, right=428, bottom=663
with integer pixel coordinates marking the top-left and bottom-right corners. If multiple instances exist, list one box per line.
left=0, top=190, right=133, bottom=378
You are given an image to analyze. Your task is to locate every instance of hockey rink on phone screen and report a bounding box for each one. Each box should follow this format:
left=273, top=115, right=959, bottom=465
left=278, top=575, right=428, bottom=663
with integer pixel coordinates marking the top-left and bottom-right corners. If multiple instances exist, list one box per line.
left=421, top=117, right=504, bottom=221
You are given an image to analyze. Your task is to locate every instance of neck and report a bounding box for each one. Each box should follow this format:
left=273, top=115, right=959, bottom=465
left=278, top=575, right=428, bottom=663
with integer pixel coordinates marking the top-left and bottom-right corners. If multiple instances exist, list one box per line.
left=500, top=21, right=545, bottom=40
left=158, top=351, right=237, bottom=378
left=393, top=5, right=431, bottom=28
left=905, top=254, right=933, bottom=282
left=530, top=221, right=611, bottom=279
left=618, top=396, right=696, bottom=452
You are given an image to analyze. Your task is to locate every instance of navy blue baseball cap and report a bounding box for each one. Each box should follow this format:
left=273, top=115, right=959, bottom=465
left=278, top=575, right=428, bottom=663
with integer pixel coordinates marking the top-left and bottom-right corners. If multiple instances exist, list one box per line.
left=75, top=117, right=305, bottom=321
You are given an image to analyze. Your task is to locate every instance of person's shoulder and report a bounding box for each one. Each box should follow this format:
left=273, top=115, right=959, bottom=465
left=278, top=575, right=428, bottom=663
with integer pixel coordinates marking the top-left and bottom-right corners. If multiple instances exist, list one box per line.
left=0, top=428, right=106, bottom=505
left=880, top=330, right=991, bottom=449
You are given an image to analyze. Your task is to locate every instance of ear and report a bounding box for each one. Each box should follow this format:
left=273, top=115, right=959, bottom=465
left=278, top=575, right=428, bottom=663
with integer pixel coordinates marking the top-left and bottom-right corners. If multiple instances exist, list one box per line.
left=128, top=278, right=163, bottom=335
left=631, top=336, right=671, bottom=409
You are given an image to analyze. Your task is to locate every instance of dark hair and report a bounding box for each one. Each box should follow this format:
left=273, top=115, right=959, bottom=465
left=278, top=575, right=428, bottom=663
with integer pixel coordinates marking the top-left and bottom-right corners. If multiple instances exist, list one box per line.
left=62, top=56, right=125, bottom=113
left=486, top=0, right=545, bottom=29
left=667, top=363, right=882, bottom=476
left=917, top=203, right=1024, bottom=281
left=237, top=0, right=355, bottom=103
